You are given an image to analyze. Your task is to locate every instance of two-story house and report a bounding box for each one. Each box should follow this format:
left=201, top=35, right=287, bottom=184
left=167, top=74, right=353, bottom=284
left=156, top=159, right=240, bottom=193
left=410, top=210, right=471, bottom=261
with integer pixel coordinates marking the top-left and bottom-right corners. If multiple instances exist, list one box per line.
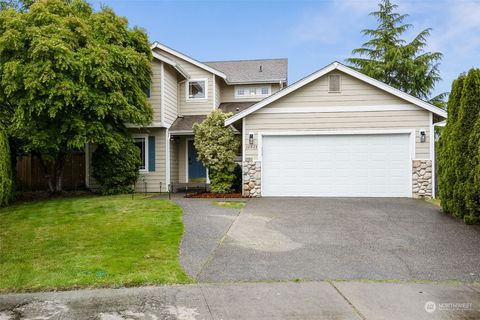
left=85, top=42, right=288, bottom=192
left=86, top=41, right=447, bottom=198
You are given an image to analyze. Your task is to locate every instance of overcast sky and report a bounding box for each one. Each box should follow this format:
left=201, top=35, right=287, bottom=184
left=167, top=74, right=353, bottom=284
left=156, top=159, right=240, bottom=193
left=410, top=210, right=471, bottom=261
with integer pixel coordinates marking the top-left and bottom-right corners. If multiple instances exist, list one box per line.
left=93, top=0, right=480, bottom=98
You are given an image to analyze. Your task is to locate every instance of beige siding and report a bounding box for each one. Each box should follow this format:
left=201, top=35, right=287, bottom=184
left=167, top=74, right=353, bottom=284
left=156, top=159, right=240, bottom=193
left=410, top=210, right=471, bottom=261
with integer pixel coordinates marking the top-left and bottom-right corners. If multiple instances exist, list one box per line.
left=178, top=137, right=187, bottom=183
left=170, top=138, right=179, bottom=184
left=215, top=76, right=221, bottom=108
left=244, top=71, right=432, bottom=160
left=153, top=48, right=214, bottom=115
left=130, top=128, right=167, bottom=192
left=149, top=61, right=163, bottom=123
left=220, top=82, right=282, bottom=103
left=164, top=64, right=178, bottom=127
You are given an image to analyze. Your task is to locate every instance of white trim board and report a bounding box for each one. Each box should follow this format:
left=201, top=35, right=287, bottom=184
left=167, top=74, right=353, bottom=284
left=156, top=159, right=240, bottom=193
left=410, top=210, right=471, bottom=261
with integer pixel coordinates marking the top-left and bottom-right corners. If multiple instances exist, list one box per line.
left=151, top=42, right=226, bottom=79
left=152, top=51, right=189, bottom=80
left=255, top=104, right=420, bottom=114
left=225, top=61, right=447, bottom=125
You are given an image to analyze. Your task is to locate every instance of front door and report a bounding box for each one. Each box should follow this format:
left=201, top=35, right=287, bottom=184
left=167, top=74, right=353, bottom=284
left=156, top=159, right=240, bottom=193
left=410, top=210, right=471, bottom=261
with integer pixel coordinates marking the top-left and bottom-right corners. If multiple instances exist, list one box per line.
left=188, top=140, right=206, bottom=182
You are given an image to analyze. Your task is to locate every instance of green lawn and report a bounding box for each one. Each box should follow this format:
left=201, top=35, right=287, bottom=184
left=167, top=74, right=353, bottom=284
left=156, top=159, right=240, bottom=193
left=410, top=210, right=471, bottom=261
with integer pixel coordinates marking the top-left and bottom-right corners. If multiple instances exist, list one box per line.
left=212, top=201, right=246, bottom=209
left=0, top=195, right=191, bottom=292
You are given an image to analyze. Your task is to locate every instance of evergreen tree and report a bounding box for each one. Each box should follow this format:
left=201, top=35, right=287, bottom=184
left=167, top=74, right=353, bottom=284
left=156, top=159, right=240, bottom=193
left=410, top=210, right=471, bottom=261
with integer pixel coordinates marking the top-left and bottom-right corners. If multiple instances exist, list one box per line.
left=438, top=69, right=480, bottom=223
left=347, top=0, right=444, bottom=103
left=460, top=69, right=480, bottom=223
left=438, top=75, right=464, bottom=215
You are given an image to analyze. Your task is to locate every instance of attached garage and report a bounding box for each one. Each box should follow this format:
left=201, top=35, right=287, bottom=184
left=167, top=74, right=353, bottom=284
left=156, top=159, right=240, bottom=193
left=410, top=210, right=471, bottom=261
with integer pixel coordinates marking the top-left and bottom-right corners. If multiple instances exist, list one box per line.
left=261, top=132, right=412, bottom=197
left=226, top=62, right=447, bottom=198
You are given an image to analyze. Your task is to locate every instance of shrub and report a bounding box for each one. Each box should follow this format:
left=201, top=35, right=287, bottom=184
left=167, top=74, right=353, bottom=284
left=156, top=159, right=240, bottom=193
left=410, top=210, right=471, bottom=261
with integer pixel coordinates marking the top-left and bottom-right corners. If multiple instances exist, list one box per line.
left=193, top=110, right=240, bottom=193
left=438, top=69, right=480, bottom=223
left=91, top=138, right=141, bottom=195
left=0, top=130, right=13, bottom=206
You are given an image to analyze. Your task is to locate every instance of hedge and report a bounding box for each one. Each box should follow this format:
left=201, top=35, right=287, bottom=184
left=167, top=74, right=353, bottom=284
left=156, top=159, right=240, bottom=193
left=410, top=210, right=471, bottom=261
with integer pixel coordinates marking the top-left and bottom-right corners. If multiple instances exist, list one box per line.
left=438, top=69, right=480, bottom=223
left=0, top=129, right=13, bottom=207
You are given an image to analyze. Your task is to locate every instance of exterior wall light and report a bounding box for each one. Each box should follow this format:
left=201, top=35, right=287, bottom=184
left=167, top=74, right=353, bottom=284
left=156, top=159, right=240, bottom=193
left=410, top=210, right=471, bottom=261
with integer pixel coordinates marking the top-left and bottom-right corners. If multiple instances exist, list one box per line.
left=419, top=129, right=426, bottom=143
left=249, top=132, right=254, bottom=145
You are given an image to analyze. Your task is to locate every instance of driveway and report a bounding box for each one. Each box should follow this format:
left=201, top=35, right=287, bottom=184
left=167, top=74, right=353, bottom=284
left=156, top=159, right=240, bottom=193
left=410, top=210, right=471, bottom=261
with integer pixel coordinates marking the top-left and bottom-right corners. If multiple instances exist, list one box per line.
left=178, top=197, right=480, bottom=282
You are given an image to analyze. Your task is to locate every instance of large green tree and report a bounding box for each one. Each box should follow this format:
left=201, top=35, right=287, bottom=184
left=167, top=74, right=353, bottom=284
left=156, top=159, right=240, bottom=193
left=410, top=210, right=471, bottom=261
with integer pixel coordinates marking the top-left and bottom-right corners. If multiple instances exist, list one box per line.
left=193, top=110, right=240, bottom=193
left=0, top=0, right=152, bottom=192
left=438, top=69, right=480, bottom=224
left=347, top=0, right=444, bottom=105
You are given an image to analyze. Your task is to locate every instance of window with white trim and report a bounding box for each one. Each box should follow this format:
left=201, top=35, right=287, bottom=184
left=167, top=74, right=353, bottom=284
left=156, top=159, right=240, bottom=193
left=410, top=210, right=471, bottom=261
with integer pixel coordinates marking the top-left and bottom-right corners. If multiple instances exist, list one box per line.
left=133, top=136, right=148, bottom=171
left=235, top=85, right=271, bottom=98
left=187, top=79, right=207, bottom=100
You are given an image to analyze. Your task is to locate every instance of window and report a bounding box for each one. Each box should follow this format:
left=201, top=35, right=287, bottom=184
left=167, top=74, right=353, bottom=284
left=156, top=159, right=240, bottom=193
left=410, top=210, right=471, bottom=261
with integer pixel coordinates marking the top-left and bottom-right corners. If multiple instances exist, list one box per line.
left=133, top=136, right=148, bottom=171
left=328, top=74, right=341, bottom=92
left=187, top=79, right=207, bottom=100
left=235, top=85, right=271, bottom=98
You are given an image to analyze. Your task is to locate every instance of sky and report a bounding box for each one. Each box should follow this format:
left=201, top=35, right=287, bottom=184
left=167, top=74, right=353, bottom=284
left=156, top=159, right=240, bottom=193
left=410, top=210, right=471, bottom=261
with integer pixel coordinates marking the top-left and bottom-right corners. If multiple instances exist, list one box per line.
left=91, top=0, right=480, bottom=98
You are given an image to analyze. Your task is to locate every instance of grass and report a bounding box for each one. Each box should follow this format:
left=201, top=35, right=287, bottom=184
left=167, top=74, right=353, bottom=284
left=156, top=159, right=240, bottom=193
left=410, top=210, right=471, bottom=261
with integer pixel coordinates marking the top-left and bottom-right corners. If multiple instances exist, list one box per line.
left=212, top=201, right=246, bottom=209
left=426, top=198, right=441, bottom=207
left=0, top=195, right=191, bottom=292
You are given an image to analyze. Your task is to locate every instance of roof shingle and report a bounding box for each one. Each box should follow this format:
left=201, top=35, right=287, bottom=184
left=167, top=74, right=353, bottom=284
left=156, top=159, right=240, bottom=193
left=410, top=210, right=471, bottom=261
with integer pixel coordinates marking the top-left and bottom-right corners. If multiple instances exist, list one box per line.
left=204, top=59, right=287, bottom=84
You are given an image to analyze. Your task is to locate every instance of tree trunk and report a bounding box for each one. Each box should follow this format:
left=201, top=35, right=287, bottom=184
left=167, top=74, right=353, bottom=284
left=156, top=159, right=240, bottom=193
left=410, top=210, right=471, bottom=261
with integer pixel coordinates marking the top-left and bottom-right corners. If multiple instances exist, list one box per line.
left=34, top=150, right=68, bottom=193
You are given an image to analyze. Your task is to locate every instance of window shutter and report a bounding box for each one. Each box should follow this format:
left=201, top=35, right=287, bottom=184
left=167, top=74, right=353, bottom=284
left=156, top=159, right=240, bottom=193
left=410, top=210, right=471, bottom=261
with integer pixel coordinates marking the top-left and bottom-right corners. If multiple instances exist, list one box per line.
left=148, top=136, right=155, bottom=172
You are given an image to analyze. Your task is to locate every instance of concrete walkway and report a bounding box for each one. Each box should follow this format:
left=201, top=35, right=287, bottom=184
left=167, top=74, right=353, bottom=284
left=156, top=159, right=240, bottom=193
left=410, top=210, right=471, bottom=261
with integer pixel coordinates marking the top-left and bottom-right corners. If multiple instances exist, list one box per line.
left=0, top=281, right=478, bottom=319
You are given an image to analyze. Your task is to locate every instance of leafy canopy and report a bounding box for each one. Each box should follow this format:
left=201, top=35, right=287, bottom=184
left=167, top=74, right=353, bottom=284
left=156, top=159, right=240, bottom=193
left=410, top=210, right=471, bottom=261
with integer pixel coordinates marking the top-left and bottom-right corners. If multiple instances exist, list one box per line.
left=346, top=0, right=444, bottom=105
left=0, top=0, right=153, bottom=191
left=193, top=110, right=240, bottom=193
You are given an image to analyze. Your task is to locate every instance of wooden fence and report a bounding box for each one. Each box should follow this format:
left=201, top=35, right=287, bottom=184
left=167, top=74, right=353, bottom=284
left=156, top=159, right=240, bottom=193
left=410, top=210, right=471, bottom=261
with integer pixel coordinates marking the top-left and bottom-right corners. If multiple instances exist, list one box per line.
left=15, top=153, right=86, bottom=191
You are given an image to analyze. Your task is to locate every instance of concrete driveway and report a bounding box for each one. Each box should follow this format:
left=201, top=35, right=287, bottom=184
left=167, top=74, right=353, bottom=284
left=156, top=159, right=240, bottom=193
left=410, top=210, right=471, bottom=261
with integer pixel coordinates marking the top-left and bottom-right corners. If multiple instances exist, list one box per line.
left=178, top=197, right=480, bottom=282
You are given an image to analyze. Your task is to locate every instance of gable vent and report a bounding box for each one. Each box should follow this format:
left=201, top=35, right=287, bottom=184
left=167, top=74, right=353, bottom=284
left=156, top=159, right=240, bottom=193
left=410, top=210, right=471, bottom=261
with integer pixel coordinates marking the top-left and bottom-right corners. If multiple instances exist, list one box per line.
left=328, top=74, right=341, bottom=92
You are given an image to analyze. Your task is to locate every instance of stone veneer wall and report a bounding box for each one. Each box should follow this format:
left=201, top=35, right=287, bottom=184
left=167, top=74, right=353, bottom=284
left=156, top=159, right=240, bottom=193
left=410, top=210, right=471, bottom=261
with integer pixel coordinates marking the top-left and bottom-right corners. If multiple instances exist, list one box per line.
left=243, top=160, right=261, bottom=197
left=412, top=159, right=432, bottom=198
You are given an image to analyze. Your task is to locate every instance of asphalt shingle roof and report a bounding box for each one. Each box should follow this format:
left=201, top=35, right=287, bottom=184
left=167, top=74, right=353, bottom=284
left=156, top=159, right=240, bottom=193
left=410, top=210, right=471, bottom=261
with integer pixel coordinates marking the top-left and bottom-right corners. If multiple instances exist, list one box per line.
left=204, top=59, right=288, bottom=84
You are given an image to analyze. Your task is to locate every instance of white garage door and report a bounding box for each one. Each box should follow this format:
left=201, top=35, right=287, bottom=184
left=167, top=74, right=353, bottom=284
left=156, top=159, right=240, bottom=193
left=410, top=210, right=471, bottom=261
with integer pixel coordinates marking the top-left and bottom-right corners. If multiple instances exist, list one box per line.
left=262, top=134, right=411, bottom=197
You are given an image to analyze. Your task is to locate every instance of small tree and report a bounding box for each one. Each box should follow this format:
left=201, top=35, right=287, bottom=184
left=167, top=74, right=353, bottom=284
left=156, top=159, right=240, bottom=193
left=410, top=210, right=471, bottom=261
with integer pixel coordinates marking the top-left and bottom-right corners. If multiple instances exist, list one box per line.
left=91, top=136, right=141, bottom=195
left=193, top=110, right=240, bottom=193
left=0, top=128, right=13, bottom=206
left=0, top=0, right=152, bottom=193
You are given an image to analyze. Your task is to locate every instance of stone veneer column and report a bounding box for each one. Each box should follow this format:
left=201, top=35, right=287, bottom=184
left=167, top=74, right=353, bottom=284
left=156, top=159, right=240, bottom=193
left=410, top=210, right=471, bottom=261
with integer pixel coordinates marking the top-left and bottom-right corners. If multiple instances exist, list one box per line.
left=412, top=159, right=432, bottom=198
left=243, top=160, right=261, bottom=197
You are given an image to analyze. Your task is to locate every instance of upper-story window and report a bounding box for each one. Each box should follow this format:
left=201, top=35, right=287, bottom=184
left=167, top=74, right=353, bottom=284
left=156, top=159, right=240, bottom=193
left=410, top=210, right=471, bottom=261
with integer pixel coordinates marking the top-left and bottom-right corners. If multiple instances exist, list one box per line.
left=235, top=85, right=271, bottom=98
left=187, top=79, right=208, bottom=100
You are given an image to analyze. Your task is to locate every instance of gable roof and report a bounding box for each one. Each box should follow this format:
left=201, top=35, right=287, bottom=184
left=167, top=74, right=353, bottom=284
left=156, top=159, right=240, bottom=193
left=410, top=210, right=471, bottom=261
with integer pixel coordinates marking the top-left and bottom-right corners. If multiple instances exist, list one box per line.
left=204, top=59, right=288, bottom=84
left=152, top=51, right=190, bottom=80
left=225, top=61, right=447, bottom=125
left=151, top=42, right=227, bottom=79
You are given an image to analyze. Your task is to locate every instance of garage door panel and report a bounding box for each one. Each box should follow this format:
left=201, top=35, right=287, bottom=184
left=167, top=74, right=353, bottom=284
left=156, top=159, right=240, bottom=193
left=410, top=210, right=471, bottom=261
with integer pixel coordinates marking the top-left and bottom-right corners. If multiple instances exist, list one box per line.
left=262, top=134, right=411, bottom=197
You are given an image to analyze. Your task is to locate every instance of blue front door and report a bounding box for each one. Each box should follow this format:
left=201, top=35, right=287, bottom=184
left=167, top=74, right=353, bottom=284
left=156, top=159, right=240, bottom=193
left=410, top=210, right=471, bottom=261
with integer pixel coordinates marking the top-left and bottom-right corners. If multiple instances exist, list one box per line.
left=188, top=140, right=206, bottom=182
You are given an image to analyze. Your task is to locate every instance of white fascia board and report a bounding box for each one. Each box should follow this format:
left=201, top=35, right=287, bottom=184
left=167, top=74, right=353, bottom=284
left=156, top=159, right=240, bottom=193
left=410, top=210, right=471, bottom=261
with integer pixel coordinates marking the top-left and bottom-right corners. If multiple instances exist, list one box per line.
left=151, top=42, right=226, bottom=79
left=225, top=61, right=447, bottom=126
left=152, top=51, right=190, bottom=80
left=126, top=122, right=166, bottom=128
left=226, top=79, right=287, bottom=85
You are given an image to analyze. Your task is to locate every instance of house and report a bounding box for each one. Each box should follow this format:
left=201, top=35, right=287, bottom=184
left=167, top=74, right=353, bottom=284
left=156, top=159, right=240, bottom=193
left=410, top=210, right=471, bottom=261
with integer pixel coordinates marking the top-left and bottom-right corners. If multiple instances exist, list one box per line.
left=86, top=42, right=447, bottom=198
left=85, top=42, right=287, bottom=192
left=225, top=62, right=447, bottom=198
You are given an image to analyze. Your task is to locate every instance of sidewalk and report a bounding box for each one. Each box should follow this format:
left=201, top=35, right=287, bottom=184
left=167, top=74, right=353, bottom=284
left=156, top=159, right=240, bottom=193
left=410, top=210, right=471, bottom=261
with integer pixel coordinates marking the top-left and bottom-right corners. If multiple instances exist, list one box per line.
left=0, top=281, right=478, bottom=319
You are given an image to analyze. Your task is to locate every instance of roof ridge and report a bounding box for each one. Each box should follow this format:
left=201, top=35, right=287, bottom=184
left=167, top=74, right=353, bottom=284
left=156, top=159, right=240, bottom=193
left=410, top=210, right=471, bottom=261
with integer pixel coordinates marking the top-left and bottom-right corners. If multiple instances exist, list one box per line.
left=204, top=58, right=288, bottom=63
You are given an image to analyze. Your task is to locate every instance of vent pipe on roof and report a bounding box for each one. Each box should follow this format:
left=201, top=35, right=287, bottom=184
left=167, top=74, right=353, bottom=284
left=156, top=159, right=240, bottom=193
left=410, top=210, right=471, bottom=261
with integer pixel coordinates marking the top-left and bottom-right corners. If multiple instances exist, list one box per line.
left=259, top=65, right=263, bottom=72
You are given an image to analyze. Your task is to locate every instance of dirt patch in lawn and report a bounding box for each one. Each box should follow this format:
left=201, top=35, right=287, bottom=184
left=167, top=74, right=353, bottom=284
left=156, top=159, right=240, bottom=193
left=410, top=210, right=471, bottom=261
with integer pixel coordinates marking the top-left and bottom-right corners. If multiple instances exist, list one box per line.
left=186, top=192, right=244, bottom=198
